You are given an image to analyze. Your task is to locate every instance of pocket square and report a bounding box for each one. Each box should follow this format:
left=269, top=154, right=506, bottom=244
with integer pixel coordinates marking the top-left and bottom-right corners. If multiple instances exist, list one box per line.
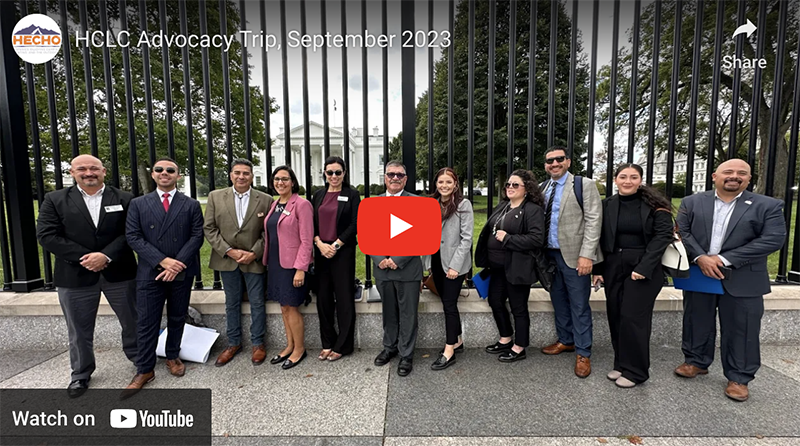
left=257, top=212, right=265, bottom=217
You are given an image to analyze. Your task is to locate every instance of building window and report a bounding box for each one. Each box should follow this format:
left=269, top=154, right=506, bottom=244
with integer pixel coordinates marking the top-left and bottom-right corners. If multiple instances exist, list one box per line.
left=379, top=155, right=385, bottom=165
left=256, top=176, right=262, bottom=187
left=271, top=156, right=275, bottom=167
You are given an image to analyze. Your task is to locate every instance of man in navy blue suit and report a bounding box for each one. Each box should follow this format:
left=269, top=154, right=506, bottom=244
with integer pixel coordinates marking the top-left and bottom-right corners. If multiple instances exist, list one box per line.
left=125, top=157, right=204, bottom=390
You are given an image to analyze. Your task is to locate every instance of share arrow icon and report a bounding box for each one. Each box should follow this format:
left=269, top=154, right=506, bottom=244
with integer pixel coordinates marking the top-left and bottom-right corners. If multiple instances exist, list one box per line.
left=732, top=19, right=756, bottom=39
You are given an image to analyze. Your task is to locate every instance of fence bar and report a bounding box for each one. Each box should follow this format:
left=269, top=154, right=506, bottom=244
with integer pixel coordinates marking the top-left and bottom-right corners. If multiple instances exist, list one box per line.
left=98, top=0, right=119, bottom=187
left=383, top=0, right=389, bottom=174
left=402, top=0, right=417, bottom=191
left=448, top=0, right=455, bottom=168
left=627, top=0, right=640, bottom=163
left=507, top=0, right=517, bottom=178
left=341, top=0, right=351, bottom=180
left=487, top=0, right=496, bottom=213
left=467, top=0, right=474, bottom=202
left=746, top=0, right=768, bottom=180
left=665, top=1, right=682, bottom=200
left=138, top=0, right=156, bottom=175
left=236, top=1, right=252, bottom=161
left=587, top=0, right=598, bottom=178
left=766, top=1, right=788, bottom=198
left=428, top=0, right=435, bottom=186
left=607, top=0, right=620, bottom=194
left=685, top=0, right=704, bottom=197
left=0, top=0, right=44, bottom=291
left=526, top=0, right=536, bottom=171
left=788, top=22, right=800, bottom=283
left=118, top=0, right=139, bottom=196
left=547, top=0, right=556, bottom=148
left=302, top=0, right=312, bottom=199
left=158, top=0, right=175, bottom=159
left=219, top=0, right=233, bottom=175
left=0, top=164, right=12, bottom=289
left=567, top=0, right=577, bottom=160
left=40, top=0, right=63, bottom=191
left=645, top=0, right=661, bottom=185
left=278, top=0, right=291, bottom=166
left=59, top=0, right=79, bottom=159
left=361, top=0, right=372, bottom=286
left=78, top=0, right=98, bottom=157
left=727, top=0, right=747, bottom=160
left=706, top=0, right=725, bottom=190
left=260, top=0, right=273, bottom=185
left=321, top=0, right=331, bottom=160
left=778, top=3, right=798, bottom=283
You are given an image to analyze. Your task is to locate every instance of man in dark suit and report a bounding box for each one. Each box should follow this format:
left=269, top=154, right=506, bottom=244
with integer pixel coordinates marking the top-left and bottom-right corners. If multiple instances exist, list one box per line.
left=369, top=161, right=423, bottom=377
left=675, top=159, right=786, bottom=402
left=37, top=155, right=138, bottom=398
left=125, top=157, right=204, bottom=389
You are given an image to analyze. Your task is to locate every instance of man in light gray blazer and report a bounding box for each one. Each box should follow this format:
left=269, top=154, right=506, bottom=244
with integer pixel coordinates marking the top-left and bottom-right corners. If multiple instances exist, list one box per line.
left=370, top=161, right=423, bottom=377
left=540, top=147, right=603, bottom=378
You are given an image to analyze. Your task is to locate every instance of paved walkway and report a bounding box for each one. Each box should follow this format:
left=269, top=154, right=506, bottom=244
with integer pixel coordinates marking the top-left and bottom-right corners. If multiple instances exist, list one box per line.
left=2, top=345, right=800, bottom=445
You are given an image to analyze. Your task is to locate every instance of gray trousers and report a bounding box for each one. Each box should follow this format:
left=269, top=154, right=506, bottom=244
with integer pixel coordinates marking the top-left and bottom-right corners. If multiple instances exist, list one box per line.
left=378, top=280, right=420, bottom=359
left=57, top=277, right=138, bottom=381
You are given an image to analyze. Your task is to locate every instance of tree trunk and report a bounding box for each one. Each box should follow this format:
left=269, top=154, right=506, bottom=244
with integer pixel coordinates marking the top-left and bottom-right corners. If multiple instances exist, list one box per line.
left=138, top=160, right=153, bottom=195
left=755, top=120, right=789, bottom=200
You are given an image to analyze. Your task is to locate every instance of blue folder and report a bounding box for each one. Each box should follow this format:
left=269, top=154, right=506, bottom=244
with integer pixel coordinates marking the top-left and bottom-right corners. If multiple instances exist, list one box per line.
left=672, top=265, right=725, bottom=295
left=472, top=269, right=491, bottom=299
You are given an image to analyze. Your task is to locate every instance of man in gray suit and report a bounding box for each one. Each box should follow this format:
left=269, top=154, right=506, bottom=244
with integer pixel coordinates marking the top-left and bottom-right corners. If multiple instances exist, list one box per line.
left=370, top=161, right=423, bottom=377
left=540, top=147, right=603, bottom=378
left=675, top=159, right=785, bottom=402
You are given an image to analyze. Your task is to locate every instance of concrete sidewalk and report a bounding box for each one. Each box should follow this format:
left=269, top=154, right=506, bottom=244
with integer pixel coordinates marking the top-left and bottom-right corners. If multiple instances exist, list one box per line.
left=2, top=344, right=799, bottom=445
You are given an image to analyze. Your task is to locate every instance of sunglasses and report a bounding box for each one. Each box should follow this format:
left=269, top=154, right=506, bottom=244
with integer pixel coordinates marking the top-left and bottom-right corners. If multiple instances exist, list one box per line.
left=274, top=177, right=291, bottom=183
left=505, top=182, right=522, bottom=189
left=325, top=170, right=343, bottom=176
left=386, top=172, right=406, bottom=179
left=545, top=156, right=567, bottom=164
left=153, top=166, right=177, bottom=174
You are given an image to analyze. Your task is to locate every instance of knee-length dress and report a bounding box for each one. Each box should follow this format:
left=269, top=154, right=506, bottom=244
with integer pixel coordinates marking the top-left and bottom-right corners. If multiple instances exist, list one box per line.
left=266, top=203, right=307, bottom=307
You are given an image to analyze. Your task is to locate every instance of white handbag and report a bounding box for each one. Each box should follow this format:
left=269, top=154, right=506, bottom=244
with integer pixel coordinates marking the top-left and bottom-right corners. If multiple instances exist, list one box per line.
left=662, top=231, right=691, bottom=278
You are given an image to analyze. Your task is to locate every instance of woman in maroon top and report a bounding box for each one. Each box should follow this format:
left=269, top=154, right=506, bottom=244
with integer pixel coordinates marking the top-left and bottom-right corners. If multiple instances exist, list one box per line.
left=311, top=156, right=361, bottom=361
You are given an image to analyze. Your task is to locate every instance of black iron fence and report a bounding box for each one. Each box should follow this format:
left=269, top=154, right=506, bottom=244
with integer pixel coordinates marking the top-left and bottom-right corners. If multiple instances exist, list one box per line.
left=0, top=0, right=798, bottom=292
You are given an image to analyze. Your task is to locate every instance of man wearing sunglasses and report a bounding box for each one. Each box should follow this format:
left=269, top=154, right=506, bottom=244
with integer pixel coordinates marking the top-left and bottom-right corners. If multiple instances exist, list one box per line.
left=124, top=157, right=204, bottom=390
left=539, top=147, right=603, bottom=378
left=369, top=161, right=424, bottom=377
left=204, top=159, right=273, bottom=367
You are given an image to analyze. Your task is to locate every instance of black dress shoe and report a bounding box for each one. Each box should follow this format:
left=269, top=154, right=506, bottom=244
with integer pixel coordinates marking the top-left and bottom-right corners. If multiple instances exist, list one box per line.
left=430, top=353, right=456, bottom=371
left=374, top=349, right=397, bottom=366
left=67, top=378, right=90, bottom=399
left=270, top=352, right=291, bottom=365
left=439, top=343, right=465, bottom=355
left=485, top=341, right=513, bottom=354
left=281, top=351, right=307, bottom=370
left=397, top=357, right=413, bottom=376
left=498, top=349, right=527, bottom=362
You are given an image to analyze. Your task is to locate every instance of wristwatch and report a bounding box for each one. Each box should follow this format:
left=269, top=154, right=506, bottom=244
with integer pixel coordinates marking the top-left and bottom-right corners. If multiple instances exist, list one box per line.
left=333, top=242, right=341, bottom=251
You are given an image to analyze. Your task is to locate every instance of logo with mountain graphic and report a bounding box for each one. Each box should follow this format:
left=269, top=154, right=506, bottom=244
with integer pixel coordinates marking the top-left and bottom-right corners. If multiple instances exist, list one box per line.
left=12, top=14, right=62, bottom=64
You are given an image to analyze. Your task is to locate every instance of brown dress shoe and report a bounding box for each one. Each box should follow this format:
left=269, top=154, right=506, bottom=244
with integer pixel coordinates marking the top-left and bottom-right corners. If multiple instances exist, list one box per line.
left=125, top=371, right=155, bottom=390
left=575, top=355, right=591, bottom=378
left=165, top=358, right=185, bottom=377
left=674, top=362, right=709, bottom=378
left=252, top=345, right=266, bottom=365
left=541, top=341, right=576, bottom=355
left=215, top=345, right=242, bottom=367
left=725, top=381, right=749, bottom=402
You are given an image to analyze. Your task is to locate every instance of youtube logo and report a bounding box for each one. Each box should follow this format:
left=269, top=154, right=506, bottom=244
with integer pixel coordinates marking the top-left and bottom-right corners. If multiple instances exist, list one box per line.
left=110, top=409, right=137, bottom=429
left=358, top=196, right=442, bottom=256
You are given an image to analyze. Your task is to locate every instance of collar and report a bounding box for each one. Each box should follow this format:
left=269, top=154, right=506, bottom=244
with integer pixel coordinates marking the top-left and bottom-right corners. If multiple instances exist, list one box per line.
left=78, top=185, right=105, bottom=198
left=157, top=188, right=177, bottom=198
left=714, top=190, right=744, bottom=203
left=233, top=187, right=251, bottom=198
left=554, top=174, right=568, bottom=186
left=387, top=190, right=404, bottom=197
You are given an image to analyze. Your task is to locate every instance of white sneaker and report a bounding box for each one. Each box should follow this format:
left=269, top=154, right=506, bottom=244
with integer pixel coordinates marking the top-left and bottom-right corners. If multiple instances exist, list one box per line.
left=607, top=370, right=622, bottom=380
left=615, top=376, right=636, bottom=388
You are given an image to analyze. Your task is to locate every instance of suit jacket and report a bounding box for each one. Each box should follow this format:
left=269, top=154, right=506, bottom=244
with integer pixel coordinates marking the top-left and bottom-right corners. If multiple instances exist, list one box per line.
left=311, top=185, right=361, bottom=246
left=126, top=190, right=205, bottom=281
left=676, top=190, right=786, bottom=297
left=204, top=187, right=273, bottom=273
left=424, top=198, right=474, bottom=276
left=546, top=172, right=603, bottom=268
left=262, top=193, right=314, bottom=271
left=475, top=200, right=545, bottom=285
left=369, top=190, right=424, bottom=282
left=593, top=194, right=674, bottom=278
left=36, top=186, right=137, bottom=288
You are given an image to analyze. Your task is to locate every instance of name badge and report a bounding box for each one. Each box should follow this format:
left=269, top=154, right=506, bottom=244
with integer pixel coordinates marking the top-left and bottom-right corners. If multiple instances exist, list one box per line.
left=338, top=196, right=349, bottom=202
left=104, top=204, right=123, bottom=212
left=282, top=209, right=291, bottom=216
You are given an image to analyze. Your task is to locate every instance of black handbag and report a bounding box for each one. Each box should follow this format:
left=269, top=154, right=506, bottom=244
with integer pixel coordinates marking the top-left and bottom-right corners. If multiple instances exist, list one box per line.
left=531, top=248, right=555, bottom=292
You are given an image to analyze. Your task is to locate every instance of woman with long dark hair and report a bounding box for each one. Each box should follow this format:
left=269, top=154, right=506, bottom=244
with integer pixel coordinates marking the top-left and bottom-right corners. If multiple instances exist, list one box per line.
left=592, top=163, right=674, bottom=387
left=311, top=156, right=361, bottom=362
left=425, top=168, right=473, bottom=370
left=475, top=169, right=546, bottom=362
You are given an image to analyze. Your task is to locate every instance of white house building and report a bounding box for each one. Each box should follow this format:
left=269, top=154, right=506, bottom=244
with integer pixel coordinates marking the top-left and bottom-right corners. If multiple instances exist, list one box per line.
left=636, top=152, right=708, bottom=193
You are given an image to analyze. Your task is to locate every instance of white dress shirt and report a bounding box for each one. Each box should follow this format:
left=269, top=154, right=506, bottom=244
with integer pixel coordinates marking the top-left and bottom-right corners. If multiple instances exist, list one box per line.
left=78, top=185, right=105, bottom=227
left=233, top=187, right=251, bottom=228
left=157, top=188, right=177, bottom=205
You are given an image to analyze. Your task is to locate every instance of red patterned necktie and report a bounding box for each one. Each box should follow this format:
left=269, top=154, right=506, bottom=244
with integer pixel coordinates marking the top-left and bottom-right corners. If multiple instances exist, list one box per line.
left=162, top=193, right=170, bottom=213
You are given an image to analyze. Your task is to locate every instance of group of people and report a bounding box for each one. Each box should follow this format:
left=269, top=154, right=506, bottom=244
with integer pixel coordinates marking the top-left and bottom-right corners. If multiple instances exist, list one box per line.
left=38, top=146, right=785, bottom=403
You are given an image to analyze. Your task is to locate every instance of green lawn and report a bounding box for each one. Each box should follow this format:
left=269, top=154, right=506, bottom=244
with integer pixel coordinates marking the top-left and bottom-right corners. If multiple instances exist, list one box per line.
left=4, top=194, right=796, bottom=288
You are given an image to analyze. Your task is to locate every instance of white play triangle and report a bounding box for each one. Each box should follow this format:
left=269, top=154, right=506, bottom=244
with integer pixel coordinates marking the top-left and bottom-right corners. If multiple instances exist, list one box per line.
left=390, top=214, right=413, bottom=239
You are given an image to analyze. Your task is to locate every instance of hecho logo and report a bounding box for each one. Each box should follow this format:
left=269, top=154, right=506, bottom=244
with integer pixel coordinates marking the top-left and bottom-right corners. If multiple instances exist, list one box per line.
left=12, top=14, right=62, bottom=64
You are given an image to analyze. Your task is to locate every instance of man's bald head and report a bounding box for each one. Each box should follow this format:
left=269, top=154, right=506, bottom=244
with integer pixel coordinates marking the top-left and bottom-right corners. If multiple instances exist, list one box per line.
left=712, top=158, right=751, bottom=195
left=70, top=155, right=106, bottom=190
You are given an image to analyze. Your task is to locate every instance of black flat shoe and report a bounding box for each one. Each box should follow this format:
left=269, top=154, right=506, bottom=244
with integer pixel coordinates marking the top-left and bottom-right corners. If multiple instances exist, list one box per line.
left=397, top=357, right=413, bottom=376
left=439, top=343, right=465, bottom=355
left=485, top=341, right=512, bottom=354
left=430, top=353, right=456, bottom=371
left=281, top=351, right=307, bottom=370
left=374, top=349, right=398, bottom=366
left=67, top=378, right=90, bottom=399
left=498, top=349, right=527, bottom=362
left=270, top=352, right=291, bottom=365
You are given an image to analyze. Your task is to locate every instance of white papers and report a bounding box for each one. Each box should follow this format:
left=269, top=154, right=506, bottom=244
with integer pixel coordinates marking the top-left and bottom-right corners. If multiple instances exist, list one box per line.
left=156, top=324, right=220, bottom=363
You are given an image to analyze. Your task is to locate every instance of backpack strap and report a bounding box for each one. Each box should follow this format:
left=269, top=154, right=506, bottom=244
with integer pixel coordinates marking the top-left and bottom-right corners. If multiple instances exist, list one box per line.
left=574, top=175, right=584, bottom=213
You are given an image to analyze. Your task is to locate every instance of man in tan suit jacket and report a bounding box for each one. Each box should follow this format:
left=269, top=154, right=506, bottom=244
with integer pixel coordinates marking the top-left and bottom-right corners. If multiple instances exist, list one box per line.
left=204, top=159, right=273, bottom=366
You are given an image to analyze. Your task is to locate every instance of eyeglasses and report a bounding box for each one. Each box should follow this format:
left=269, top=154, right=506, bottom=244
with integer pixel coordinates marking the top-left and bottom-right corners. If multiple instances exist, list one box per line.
left=545, top=156, right=567, bottom=164
left=505, top=182, right=522, bottom=189
left=153, top=166, right=177, bottom=174
left=274, top=177, right=291, bottom=183
left=325, top=170, right=343, bottom=177
left=386, top=172, right=406, bottom=179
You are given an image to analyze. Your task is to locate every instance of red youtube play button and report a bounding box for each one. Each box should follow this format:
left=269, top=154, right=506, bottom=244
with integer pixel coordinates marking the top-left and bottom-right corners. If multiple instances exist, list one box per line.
left=358, top=196, right=442, bottom=256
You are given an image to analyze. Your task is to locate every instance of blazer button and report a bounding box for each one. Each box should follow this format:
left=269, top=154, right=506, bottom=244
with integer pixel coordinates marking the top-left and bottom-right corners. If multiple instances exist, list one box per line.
left=173, top=238, right=178, bottom=242
left=150, top=225, right=155, bottom=229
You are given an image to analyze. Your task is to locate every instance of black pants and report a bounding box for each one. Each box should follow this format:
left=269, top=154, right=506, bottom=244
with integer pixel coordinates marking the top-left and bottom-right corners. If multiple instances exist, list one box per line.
left=135, top=278, right=193, bottom=375
left=603, top=248, right=663, bottom=384
left=682, top=290, right=763, bottom=384
left=487, top=268, right=531, bottom=348
left=432, top=251, right=466, bottom=345
left=315, top=245, right=356, bottom=355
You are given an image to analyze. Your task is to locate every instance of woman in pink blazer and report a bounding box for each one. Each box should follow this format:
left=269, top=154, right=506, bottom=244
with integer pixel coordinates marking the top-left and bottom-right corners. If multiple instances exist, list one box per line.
left=263, top=166, right=314, bottom=369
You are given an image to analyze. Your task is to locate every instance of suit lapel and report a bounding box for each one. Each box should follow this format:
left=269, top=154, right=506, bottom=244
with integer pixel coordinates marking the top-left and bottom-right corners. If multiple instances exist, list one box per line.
left=95, top=187, right=115, bottom=231
left=240, top=191, right=259, bottom=228
left=223, top=188, right=237, bottom=227
left=278, top=194, right=297, bottom=226
left=640, top=199, right=651, bottom=235
left=702, top=191, right=716, bottom=245
left=723, top=191, right=753, bottom=241
left=336, top=190, right=346, bottom=224
left=606, top=195, right=619, bottom=242
left=158, top=192, right=186, bottom=238
left=68, top=186, right=96, bottom=229
left=556, top=173, right=573, bottom=227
